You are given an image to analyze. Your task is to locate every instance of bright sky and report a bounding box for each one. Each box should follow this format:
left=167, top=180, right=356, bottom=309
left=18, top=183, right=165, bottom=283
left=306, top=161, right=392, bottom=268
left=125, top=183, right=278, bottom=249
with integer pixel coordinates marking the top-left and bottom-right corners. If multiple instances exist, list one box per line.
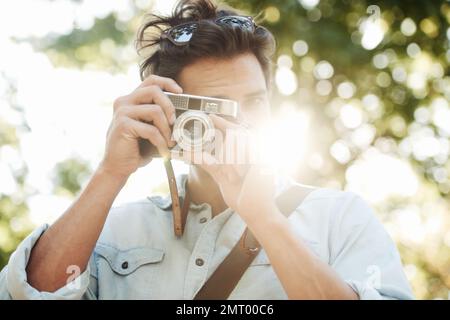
left=0, top=0, right=427, bottom=228
left=0, top=0, right=184, bottom=225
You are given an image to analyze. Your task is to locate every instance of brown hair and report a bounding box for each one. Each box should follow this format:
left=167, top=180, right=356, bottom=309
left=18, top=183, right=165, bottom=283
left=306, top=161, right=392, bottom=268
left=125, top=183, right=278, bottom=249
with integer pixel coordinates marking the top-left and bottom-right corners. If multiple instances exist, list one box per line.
left=135, top=0, right=276, bottom=87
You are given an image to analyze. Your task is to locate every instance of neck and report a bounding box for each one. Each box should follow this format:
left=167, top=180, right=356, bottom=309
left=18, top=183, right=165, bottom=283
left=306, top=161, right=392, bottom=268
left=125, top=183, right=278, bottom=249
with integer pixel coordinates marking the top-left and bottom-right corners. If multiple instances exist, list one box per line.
left=187, top=165, right=228, bottom=217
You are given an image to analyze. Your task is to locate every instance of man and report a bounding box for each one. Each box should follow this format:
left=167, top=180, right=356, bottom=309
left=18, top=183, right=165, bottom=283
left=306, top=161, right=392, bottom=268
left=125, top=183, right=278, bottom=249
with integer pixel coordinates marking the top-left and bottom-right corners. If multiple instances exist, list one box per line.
left=0, top=0, right=413, bottom=299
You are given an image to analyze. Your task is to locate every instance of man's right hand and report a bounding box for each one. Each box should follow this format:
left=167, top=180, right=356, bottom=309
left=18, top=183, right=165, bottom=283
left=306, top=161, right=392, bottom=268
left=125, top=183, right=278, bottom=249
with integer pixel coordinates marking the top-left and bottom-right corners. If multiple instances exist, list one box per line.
left=25, top=75, right=183, bottom=293
left=99, top=75, right=183, bottom=179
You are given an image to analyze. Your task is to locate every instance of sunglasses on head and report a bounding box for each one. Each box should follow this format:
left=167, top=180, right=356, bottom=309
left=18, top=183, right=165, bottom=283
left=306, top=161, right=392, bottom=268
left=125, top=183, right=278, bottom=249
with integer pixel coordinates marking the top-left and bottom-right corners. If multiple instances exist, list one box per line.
left=161, top=15, right=256, bottom=46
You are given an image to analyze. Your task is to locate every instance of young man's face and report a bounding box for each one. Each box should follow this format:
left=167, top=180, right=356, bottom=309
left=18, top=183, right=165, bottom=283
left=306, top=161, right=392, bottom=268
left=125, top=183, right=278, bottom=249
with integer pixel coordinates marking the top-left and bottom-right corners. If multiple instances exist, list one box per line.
left=177, top=52, right=271, bottom=128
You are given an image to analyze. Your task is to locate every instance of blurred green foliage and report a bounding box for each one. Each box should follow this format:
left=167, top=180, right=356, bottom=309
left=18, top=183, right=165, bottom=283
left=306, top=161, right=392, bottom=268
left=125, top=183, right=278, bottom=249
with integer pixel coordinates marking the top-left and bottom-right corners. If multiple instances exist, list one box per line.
left=52, top=158, right=92, bottom=196
left=33, top=13, right=135, bottom=72
left=0, top=0, right=449, bottom=299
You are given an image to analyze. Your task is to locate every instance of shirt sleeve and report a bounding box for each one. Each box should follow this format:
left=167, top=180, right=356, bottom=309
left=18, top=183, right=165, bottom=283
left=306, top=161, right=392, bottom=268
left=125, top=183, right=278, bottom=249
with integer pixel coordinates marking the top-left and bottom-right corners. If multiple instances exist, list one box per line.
left=328, top=192, right=414, bottom=300
left=0, top=224, right=97, bottom=300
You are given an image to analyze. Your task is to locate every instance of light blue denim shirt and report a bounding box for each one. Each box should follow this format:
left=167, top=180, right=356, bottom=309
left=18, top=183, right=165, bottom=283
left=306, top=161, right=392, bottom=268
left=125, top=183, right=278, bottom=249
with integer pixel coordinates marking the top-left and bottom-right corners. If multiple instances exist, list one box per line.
left=0, top=174, right=413, bottom=299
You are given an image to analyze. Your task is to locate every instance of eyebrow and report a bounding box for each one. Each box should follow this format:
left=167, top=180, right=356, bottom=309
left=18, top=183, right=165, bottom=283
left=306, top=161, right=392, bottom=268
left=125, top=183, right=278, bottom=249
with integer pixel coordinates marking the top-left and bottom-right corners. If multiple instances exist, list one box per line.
left=211, top=89, right=267, bottom=100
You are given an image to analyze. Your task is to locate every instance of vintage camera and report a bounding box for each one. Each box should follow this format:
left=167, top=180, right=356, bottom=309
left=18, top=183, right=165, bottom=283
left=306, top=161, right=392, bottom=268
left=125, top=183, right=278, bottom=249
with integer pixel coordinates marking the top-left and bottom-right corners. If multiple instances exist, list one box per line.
left=139, top=92, right=239, bottom=158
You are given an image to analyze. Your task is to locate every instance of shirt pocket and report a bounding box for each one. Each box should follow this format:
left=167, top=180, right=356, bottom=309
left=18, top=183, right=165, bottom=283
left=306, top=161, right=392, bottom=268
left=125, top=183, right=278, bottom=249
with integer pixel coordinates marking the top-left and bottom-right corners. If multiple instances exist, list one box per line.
left=94, top=243, right=165, bottom=299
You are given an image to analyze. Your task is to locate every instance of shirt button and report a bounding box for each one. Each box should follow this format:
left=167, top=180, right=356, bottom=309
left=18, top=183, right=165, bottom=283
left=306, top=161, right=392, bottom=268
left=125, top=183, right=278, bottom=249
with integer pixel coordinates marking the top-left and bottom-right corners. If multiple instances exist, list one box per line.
left=121, top=261, right=129, bottom=269
left=199, top=217, right=207, bottom=224
left=195, top=258, right=204, bottom=266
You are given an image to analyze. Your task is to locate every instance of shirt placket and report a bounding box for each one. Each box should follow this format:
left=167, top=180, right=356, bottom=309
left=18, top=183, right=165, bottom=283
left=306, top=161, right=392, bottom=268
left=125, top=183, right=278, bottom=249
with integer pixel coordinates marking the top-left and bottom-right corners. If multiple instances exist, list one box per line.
left=182, top=209, right=234, bottom=299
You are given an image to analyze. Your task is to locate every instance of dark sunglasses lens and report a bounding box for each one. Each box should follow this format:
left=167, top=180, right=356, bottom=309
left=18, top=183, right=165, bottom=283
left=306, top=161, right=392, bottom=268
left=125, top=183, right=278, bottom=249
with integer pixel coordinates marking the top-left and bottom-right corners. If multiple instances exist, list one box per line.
left=169, top=24, right=198, bottom=43
left=216, top=16, right=254, bottom=31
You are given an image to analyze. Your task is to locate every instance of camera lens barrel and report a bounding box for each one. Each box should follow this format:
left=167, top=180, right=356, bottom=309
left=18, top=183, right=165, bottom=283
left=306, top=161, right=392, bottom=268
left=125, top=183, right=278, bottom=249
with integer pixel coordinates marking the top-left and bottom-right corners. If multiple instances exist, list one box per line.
left=172, top=111, right=215, bottom=152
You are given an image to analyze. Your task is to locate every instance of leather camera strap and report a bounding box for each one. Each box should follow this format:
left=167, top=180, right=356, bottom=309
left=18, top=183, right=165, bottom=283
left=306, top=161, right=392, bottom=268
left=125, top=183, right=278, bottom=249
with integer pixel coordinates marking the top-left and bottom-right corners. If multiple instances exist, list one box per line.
left=163, top=159, right=315, bottom=299
left=164, top=159, right=189, bottom=237
left=194, top=183, right=316, bottom=300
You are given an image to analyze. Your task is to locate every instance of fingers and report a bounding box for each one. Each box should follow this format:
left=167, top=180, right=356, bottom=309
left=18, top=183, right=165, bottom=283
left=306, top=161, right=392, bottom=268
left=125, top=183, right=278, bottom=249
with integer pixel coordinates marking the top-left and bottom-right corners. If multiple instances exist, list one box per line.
left=225, top=165, right=242, bottom=184
left=128, top=85, right=177, bottom=125
left=138, top=74, right=183, bottom=93
left=208, top=165, right=242, bottom=185
left=105, top=75, right=182, bottom=171
left=125, top=118, right=170, bottom=158
left=209, top=114, right=252, bottom=163
left=118, top=75, right=183, bottom=129
left=178, top=149, right=243, bottom=185
left=197, top=152, right=220, bottom=177
left=124, top=104, right=175, bottom=146
left=234, top=164, right=250, bottom=178
left=209, top=114, right=241, bottom=133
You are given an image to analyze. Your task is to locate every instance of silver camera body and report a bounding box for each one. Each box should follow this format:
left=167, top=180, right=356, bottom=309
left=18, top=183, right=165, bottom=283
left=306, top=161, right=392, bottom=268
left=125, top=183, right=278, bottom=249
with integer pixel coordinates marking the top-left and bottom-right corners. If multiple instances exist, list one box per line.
left=139, top=92, right=239, bottom=157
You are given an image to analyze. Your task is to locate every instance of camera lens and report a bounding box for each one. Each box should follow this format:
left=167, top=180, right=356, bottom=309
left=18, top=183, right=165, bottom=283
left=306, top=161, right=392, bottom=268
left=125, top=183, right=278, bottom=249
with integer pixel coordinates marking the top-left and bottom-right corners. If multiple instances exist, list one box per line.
left=183, top=119, right=205, bottom=140
left=172, top=111, right=215, bottom=152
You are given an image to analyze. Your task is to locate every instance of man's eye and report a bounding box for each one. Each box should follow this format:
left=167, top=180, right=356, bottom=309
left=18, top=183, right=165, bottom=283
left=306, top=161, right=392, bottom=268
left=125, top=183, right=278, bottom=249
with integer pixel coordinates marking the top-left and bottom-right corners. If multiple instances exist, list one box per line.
left=244, top=97, right=266, bottom=108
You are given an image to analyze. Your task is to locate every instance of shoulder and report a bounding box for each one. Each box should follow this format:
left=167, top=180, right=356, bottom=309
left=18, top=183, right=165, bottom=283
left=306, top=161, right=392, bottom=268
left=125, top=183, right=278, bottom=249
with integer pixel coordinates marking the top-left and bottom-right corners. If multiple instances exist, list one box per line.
left=303, top=186, right=371, bottom=215
left=300, top=185, right=385, bottom=245
left=284, top=180, right=377, bottom=234
left=106, top=198, right=162, bottom=228
left=284, top=183, right=383, bottom=259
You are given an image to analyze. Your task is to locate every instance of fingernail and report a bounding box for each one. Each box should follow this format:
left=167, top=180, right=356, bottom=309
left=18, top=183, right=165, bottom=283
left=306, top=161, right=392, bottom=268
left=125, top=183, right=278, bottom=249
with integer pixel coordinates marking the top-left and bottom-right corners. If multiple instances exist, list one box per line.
left=170, top=113, right=176, bottom=125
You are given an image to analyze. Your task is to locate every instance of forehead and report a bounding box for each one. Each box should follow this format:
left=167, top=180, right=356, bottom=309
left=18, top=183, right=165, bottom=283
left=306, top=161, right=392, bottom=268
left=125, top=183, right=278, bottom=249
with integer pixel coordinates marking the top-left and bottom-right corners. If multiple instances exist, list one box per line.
left=177, top=53, right=267, bottom=100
